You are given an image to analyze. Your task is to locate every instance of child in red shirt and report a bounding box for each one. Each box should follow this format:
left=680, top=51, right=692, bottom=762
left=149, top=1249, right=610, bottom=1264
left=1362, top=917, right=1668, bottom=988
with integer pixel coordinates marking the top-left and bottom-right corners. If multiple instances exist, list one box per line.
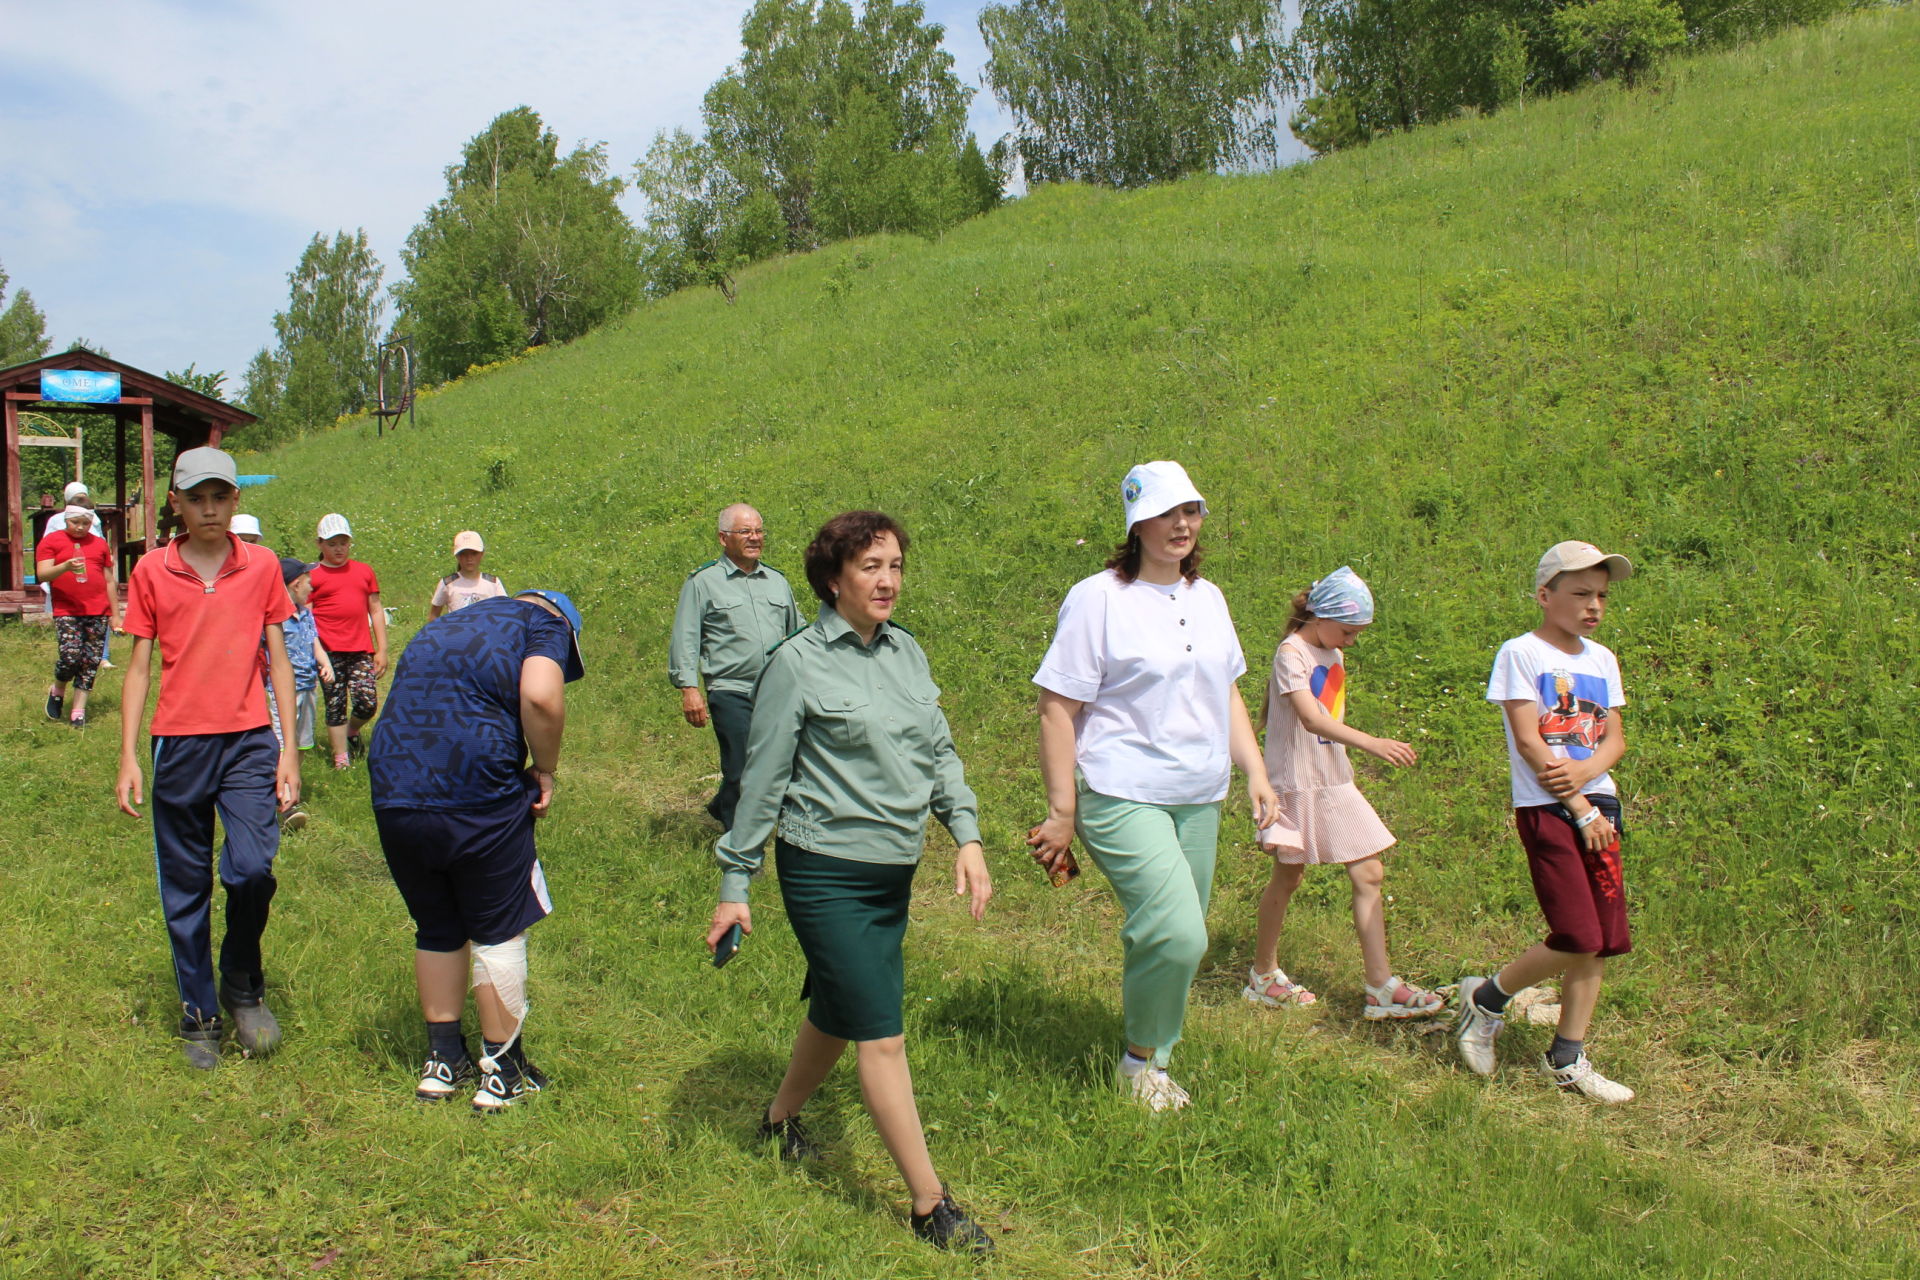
left=308, top=512, right=389, bottom=769
left=117, top=447, right=301, bottom=1070
left=35, top=504, right=120, bottom=727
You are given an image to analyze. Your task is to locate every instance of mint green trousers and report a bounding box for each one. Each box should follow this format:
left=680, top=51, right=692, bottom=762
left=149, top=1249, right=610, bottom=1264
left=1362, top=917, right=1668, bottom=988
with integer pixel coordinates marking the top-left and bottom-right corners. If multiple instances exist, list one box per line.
left=1076, top=788, right=1223, bottom=1067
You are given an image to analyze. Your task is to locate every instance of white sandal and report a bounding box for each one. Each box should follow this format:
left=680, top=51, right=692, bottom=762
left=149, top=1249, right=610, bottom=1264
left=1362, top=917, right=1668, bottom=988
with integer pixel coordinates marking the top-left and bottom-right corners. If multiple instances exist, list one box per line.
left=1363, top=975, right=1443, bottom=1020
left=1243, top=966, right=1318, bottom=1008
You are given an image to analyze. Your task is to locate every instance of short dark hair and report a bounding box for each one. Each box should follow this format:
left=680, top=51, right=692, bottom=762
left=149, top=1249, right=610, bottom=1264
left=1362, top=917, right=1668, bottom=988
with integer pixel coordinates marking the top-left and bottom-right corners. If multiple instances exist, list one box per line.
left=804, top=510, right=910, bottom=605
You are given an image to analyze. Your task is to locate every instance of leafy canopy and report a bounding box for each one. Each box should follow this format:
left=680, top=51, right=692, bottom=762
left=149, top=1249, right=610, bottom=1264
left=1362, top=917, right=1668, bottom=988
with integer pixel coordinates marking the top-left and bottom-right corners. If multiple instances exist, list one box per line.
left=633, top=1, right=999, bottom=299
left=979, top=0, right=1288, bottom=187
left=396, top=107, right=641, bottom=383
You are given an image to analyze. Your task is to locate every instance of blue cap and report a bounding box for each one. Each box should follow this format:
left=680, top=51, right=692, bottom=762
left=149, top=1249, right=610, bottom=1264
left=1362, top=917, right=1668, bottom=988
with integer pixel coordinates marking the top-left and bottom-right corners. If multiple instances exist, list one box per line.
left=279, top=556, right=315, bottom=585
left=516, top=590, right=584, bottom=682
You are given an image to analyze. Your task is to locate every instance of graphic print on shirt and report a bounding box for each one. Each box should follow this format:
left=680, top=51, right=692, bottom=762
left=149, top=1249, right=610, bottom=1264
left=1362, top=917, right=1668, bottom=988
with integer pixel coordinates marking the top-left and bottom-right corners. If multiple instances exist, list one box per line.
left=1537, top=669, right=1610, bottom=758
left=1310, top=660, right=1345, bottom=745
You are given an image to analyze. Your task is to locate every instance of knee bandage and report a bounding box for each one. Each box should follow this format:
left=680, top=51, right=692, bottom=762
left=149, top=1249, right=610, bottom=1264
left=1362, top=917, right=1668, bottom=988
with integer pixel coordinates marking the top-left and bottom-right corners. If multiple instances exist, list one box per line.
left=470, top=934, right=529, bottom=1069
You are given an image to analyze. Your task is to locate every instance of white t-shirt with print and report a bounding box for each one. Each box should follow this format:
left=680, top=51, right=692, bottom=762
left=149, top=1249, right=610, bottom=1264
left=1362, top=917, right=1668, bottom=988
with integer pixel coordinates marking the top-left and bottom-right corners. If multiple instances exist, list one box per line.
left=1033, top=570, right=1248, bottom=806
left=1486, top=631, right=1626, bottom=808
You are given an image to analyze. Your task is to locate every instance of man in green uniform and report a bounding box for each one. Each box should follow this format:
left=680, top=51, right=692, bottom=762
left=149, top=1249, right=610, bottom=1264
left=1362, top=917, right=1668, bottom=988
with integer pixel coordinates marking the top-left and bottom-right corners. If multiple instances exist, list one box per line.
left=670, top=503, right=802, bottom=829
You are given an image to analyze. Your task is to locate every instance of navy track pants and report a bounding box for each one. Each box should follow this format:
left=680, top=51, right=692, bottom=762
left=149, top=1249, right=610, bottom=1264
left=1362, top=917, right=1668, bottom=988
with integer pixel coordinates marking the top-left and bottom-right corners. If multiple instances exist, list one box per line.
left=150, top=727, right=281, bottom=1023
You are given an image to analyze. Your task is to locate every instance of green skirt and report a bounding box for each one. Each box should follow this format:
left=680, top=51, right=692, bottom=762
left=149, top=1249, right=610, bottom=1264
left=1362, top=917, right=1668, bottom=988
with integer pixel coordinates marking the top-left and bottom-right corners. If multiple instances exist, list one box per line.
left=776, top=838, right=917, bottom=1042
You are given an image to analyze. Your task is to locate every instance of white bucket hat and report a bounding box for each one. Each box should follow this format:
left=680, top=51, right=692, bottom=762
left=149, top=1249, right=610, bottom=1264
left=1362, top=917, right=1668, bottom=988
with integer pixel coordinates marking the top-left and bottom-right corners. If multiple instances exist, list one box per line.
left=1121, top=461, right=1208, bottom=531
left=230, top=514, right=262, bottom=538
left=317, top=513, right=352, bottom=540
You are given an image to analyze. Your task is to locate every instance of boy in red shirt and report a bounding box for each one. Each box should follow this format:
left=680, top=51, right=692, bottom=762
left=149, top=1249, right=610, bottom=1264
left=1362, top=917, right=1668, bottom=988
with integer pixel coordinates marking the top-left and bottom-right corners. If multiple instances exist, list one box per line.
left=35, top=504, right=121, bottom=727
left=117, top=447, right=302, bottom=1070
left=309, top=512, right=388, bottom=768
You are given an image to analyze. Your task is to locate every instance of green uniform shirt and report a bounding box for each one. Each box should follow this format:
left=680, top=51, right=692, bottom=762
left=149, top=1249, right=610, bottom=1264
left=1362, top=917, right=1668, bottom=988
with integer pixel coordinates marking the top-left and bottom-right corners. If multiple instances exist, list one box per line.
left=716, top=607, right=982, bottom=902
left=668, top=557, right=802, bottom=695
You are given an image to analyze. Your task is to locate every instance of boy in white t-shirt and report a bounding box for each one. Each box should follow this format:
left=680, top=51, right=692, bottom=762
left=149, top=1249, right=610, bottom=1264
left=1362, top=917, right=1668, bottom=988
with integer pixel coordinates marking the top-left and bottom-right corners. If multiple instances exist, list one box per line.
left=1455, top=541, right=1637, bottom=1103
left=427, top=530, right=508, bottom=620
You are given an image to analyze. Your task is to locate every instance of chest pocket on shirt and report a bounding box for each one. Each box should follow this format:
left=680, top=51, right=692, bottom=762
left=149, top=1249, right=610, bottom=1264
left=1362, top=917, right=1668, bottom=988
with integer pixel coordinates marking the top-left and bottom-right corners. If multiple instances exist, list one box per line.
left=704, top=599, right=741, bottom=633
left=808, top=691, right=870, bottom=748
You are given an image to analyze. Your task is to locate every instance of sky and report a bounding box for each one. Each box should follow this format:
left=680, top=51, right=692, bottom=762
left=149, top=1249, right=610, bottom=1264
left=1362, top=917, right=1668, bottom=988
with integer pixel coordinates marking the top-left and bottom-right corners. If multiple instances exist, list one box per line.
left=0, top=1, right=1298, bottom=394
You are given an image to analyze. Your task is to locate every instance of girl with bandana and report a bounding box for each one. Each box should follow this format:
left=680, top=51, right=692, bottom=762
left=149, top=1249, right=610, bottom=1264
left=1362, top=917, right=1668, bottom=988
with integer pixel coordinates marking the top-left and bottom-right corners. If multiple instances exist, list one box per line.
left=1243, top=566, right=1443, bottom=1020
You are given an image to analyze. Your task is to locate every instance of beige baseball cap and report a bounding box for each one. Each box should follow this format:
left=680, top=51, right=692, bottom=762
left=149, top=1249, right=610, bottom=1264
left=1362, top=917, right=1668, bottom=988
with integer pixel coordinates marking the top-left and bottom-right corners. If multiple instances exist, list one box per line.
left=453, top=530, right=485, bottom=554
left=317, top=513, right=352, bottom=540
left=1536, top=540, right=1633, bottom=589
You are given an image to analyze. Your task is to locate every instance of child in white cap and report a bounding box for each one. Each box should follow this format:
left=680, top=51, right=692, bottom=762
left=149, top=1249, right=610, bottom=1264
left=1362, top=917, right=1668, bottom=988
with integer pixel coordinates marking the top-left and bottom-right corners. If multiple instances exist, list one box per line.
left=1455, top=541, right=1637, bottom=1103
left=427, top=531, right=508, bottom=620
left=309, top=513, right=388, bottom=768
left=1244, top=566, right=1441, bottom=1020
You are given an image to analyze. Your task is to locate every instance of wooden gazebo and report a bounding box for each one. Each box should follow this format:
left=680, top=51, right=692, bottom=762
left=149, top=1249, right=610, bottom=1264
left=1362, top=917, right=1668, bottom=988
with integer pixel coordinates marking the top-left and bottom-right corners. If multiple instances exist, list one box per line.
left=1, top=348, right=257, bottom=599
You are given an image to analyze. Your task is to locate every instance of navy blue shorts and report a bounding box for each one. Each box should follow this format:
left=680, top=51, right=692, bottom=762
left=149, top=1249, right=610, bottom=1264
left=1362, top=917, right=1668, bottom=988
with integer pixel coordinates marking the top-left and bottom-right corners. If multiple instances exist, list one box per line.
left=375, top=792, right=550, bottom=951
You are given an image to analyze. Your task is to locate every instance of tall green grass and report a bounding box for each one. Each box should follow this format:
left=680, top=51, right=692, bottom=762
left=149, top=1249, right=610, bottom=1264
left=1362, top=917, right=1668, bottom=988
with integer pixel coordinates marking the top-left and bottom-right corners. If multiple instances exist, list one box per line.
left=2, top=8, right=1915, bottom=1276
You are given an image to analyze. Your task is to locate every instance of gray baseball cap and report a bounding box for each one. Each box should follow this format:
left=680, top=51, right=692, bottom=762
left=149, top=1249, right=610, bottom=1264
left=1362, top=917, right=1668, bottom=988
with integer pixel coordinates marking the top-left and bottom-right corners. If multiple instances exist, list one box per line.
left=172, top=446, right=239, bottom=492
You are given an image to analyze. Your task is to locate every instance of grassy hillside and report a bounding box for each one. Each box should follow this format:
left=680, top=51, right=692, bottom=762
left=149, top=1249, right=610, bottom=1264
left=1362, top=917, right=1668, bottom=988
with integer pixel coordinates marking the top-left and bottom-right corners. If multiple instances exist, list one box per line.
left=4, top=8, right=1916, bottom=1276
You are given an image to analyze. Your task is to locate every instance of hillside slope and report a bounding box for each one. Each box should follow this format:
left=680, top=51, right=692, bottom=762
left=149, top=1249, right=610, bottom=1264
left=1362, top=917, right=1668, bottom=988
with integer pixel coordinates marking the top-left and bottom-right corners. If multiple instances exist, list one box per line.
left=3, top=8, right=1915, bottom=1277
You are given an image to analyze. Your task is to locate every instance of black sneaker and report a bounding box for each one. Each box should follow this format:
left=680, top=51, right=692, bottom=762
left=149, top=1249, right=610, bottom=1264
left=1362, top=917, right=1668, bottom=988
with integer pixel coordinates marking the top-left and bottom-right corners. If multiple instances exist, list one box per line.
left=346, top=734, right=366, bottom=758
left=416, top=1049, right=478, bottom=1101
left=910, top=1191, right=994, bottom=1254
left=472, top=1055, right=546, bottom=1112
left=179, top=1015, right=223, bottom=1070
left=69, top=715, right=86, bottom=730
left=757, top=1113, right=824, bottom=1162
left=219, top=978, right=283, bottom=1057
left=44, top=690, right=63, bottom=721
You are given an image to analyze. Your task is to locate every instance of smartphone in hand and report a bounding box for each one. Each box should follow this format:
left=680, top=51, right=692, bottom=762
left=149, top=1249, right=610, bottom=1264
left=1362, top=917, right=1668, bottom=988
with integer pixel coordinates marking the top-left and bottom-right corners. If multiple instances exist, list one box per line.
left=712, top=922, right=743, bottom=968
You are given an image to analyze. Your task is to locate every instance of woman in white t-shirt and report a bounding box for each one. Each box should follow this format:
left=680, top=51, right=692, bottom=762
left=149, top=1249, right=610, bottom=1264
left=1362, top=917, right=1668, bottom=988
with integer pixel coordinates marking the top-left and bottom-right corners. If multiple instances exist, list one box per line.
left=1027, top=462, right=1278, bottom=1112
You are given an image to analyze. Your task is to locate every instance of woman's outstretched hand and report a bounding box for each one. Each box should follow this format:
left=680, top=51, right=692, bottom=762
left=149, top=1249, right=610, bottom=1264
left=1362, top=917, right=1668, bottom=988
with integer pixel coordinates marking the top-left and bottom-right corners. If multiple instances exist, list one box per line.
left=955, top=841, right=992, bottom=921
left=707, top=901, right=752, bottom=952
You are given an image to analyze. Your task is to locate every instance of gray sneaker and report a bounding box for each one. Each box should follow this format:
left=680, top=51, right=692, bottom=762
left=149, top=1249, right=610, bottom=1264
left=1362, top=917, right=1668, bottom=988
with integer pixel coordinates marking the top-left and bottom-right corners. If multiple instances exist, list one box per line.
left=179, top=1016, right=223, bottom=1070
left=219, top=980, right=282, bottom=1057
left=1453, top=976, right=1504, bottom=1075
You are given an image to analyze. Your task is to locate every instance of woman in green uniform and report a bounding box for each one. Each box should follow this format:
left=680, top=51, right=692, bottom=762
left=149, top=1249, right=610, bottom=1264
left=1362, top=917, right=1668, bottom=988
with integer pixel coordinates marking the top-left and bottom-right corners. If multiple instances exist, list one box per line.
left=706, top=510, right=995, bottom=1254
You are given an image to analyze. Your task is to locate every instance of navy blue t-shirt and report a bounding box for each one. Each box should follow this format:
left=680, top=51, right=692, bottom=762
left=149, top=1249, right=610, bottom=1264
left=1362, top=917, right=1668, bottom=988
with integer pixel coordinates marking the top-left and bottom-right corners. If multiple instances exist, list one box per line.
left=369, top=597, right=573, bottom=811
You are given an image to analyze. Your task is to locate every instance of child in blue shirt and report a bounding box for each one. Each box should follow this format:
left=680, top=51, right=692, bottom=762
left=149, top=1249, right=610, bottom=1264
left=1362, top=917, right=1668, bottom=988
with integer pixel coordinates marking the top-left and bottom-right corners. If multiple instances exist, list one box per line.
left=268, top=558, right=331, bottom=830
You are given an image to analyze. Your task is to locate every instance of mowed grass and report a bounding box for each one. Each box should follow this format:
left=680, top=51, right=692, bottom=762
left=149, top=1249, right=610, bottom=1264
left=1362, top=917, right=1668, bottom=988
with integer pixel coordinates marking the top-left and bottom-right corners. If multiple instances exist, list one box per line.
left=4, top=8, right=1918, bottom=1277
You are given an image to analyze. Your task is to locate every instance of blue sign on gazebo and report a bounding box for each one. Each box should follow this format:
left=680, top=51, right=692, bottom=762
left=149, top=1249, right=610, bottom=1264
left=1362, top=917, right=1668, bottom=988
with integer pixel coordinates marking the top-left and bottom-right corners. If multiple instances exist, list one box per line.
left=41, top=370, right=122, bottom=402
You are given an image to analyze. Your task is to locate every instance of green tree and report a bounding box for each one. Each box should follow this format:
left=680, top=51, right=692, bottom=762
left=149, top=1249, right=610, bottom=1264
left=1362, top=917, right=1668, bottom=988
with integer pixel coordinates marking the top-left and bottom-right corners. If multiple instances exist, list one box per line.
left=1554, top=0, right=1686, bottom=84
left=240, top=346, right=286, bottom=429
left=395, top=107, right=642, bottom=384
left=268, top=229, right=385, bottom=432
left=0, top=261, right=52, bottom=366
left=1284, top=0, right=1870, bottom=155
left=163, top=363, right=228, bottom=400
left=1284, top=0, right=1567, bottom=153
left=979, top=0, right=1288, bottom=187
left=633, top=0, right=992, bottom=298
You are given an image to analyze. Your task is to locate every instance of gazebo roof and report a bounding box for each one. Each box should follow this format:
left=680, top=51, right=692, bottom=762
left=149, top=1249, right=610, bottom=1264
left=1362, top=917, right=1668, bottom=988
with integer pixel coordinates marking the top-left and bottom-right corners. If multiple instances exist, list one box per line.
left=0, top=347, right=257, bottom=441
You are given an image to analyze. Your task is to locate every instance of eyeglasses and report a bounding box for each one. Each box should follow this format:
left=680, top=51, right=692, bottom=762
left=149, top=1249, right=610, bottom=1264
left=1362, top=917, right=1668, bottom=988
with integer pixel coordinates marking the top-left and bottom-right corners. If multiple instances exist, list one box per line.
left=724, top=527, right=766, bottom=537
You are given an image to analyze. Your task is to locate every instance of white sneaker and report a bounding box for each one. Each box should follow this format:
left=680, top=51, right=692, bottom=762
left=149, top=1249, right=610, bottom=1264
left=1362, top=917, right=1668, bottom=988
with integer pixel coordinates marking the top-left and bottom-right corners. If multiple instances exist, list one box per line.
left=1541, top=1053, right=1635, bottom=1103
left=1453, top=976, right=1504, bottom=1075
left=1119, top=1064, right=1190, bottom=1112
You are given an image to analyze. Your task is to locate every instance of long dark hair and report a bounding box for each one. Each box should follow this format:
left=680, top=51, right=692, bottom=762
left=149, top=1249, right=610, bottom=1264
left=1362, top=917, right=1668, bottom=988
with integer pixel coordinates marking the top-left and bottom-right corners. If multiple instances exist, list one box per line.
left=1105, top=531, right=1203, bottom=585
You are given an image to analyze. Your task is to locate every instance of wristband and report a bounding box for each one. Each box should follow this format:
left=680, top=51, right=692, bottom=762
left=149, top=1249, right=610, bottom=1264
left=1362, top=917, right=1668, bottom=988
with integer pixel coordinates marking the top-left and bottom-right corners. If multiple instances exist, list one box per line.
left=1573, top=807, right=1600, bottom=830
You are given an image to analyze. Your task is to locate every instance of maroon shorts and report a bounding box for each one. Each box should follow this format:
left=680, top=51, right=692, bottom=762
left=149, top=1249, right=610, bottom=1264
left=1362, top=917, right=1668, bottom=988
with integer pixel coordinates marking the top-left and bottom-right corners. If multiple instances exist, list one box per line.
left=1515, top=796, right=1631, bottom=958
